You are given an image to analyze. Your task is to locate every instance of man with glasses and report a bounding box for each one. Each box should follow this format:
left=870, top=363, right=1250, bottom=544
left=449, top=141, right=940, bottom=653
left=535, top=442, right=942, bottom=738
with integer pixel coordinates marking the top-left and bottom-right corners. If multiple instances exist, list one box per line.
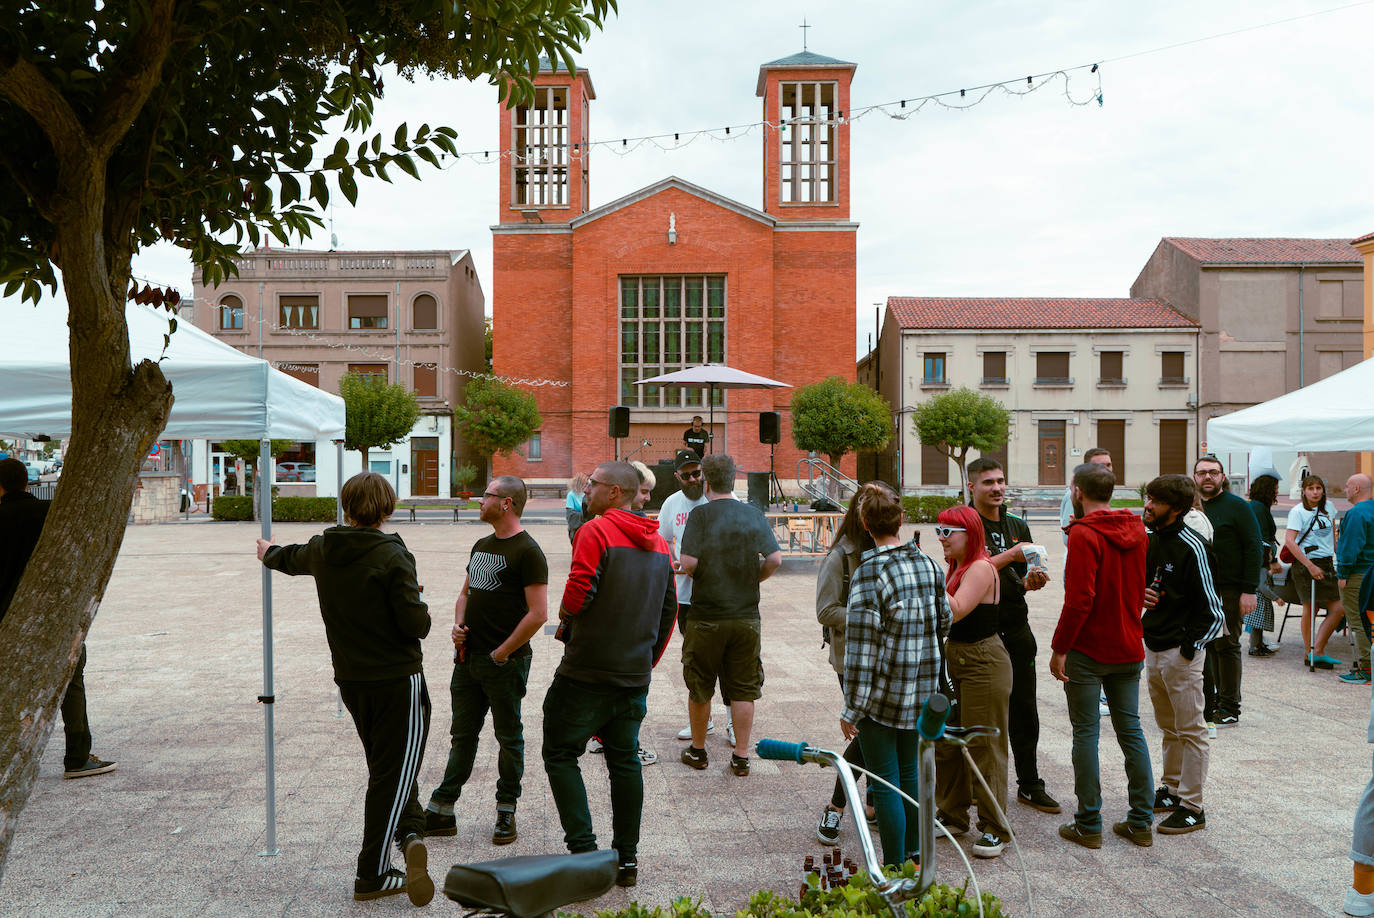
left=425, top=476, right=547, bottom=846
left=543, top=461, right=677, bottom=887
left=1193, top=455, right=1260, bottom=729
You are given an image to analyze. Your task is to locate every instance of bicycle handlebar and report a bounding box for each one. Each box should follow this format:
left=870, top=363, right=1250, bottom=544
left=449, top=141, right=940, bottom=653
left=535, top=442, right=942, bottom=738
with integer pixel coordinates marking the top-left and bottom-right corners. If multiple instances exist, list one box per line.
left=756, top=738, right=809, bottom=762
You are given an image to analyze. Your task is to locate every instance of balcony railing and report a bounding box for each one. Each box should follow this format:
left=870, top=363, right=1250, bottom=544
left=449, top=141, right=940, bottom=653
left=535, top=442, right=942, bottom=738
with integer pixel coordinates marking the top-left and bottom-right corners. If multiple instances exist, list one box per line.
left=1033, top=376, right=1074, bottom=386
left=1097, top=376, right=1127, bottom=386
left=980, top=376, right=1009, bottom=386
left=1158, top=376, right=1190, bottom=386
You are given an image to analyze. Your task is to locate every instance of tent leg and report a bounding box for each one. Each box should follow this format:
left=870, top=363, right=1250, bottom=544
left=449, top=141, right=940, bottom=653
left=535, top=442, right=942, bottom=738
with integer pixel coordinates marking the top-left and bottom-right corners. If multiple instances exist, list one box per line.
left=334, top=439, right=345, bottom=719
left=259, top=438, right=279, bottom=856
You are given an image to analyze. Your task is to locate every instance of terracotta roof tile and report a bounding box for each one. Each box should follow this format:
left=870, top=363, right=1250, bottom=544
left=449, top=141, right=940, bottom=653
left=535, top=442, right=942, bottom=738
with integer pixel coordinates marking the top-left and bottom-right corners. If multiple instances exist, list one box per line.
left=1162, top=237, right=1359, bottom=264
left=1354, top=230, right=1374, bottom=246
left=887, top=297, right=1197, bottom=330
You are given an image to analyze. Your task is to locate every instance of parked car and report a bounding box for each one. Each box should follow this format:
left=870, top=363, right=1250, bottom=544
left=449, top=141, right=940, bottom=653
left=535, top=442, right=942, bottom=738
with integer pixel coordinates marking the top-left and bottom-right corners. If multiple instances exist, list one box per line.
left=277, top=461, right=316, bottom=483
left=24, top=462, right=40, bottom=482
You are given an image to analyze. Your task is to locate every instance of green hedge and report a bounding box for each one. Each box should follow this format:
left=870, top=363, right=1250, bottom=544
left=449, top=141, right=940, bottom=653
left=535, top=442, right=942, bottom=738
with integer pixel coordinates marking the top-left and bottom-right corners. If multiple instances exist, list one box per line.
left=576, top=866, right=1005, bottom=918
left=901, top=495, right=961, bottom=523
left=211, top=495, right=338, bottom=522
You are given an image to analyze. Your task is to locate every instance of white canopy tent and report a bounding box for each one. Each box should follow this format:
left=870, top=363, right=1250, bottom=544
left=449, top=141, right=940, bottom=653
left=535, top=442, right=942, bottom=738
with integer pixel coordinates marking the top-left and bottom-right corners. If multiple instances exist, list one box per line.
left=1206, top=357, right=1374, bottom=453
left=1, top=300, right=346, bottom=856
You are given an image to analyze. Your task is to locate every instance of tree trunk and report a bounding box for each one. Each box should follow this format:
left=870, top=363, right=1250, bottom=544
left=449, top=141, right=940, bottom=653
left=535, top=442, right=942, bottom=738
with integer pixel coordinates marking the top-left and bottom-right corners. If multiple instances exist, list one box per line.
left=0, top=219, right=172, bottom=879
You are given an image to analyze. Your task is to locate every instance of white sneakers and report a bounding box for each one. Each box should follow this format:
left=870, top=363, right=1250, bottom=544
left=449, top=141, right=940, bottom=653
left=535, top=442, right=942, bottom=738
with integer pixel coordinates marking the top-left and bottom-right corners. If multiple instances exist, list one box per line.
left=1345, top=886, right=1374, bottom=917
left=676, top=719, right=734, bottom=744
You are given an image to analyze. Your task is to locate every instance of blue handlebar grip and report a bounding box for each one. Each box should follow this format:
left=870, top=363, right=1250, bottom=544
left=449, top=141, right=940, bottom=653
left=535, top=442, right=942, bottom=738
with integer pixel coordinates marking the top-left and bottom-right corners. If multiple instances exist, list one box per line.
left=917, top=693, right=951, bottom=741
left=756, top=738, right=806, bottom=762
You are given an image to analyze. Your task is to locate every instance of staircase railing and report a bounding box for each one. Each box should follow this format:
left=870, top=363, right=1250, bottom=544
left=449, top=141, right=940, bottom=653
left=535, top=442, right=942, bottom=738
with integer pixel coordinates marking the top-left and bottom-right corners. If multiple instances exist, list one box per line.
left=796, top=456, right=859, bottom=507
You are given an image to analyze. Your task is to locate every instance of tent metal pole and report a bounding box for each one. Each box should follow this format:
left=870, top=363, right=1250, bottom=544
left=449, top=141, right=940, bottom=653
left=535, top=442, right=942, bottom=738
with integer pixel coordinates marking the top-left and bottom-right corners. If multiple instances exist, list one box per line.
left=258, top=437, right=279, bottom=856
left=334, top=439, right=345, bottom=718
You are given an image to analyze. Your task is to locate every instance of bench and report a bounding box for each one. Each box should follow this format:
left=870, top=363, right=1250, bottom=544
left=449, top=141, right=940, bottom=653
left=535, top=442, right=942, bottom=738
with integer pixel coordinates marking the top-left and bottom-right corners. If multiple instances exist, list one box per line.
left=396, top=499, right=468, bottom=522
left=527, top=484, right=568, bottom=500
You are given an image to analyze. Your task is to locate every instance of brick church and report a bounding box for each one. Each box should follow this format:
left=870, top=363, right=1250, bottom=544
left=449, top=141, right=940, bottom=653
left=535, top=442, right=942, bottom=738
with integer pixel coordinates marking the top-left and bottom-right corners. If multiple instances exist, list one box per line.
left=491, top=51, right=860, bottom=487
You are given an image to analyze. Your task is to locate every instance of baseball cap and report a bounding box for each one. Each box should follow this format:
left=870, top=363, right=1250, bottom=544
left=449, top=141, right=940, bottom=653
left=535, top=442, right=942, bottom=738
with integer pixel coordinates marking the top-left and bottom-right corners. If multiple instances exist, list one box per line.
left=674, top=449, right=701, bottom=471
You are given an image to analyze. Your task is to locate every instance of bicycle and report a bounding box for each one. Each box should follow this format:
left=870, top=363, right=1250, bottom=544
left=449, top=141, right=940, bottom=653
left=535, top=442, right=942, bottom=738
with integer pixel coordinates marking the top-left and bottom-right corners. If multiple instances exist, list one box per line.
left=758, top=693, right=1033, bottom=918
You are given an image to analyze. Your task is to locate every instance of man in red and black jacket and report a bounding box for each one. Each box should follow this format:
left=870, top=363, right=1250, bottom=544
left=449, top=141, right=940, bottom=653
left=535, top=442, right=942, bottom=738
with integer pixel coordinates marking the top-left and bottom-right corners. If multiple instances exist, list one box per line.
left=541, top=460, right=676, bottom=889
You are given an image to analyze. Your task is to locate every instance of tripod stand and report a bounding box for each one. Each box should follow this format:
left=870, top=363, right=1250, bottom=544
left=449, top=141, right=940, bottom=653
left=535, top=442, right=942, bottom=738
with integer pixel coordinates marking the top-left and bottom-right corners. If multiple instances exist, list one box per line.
left=768, top=443, right=785, bottom=507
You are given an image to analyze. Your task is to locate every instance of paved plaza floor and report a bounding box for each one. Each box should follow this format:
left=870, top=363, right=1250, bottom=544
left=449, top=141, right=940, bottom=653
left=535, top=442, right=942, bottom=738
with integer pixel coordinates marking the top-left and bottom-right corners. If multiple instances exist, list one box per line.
left=2, top=517, right=1370, bottom=917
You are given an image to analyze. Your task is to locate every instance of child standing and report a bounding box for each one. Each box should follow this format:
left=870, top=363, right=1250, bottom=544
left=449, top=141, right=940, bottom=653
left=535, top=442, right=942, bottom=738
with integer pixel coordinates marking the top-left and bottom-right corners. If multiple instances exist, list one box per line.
left=256, top=471, right=433, bottom=905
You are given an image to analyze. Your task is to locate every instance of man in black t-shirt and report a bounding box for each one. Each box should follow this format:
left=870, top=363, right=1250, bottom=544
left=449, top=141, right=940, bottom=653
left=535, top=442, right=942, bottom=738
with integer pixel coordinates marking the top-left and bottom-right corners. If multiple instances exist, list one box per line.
left=425, top=475, right=548, bottom=846
left=683, top=416, right=711, bottom=458
left=678, top=454, right=781, bottom=776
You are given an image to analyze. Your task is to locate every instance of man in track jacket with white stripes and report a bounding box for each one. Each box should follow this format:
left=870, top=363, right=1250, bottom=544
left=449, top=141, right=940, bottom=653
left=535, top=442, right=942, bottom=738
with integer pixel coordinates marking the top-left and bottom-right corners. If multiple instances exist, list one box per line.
left=1142, top=474, right=1225, bottom=836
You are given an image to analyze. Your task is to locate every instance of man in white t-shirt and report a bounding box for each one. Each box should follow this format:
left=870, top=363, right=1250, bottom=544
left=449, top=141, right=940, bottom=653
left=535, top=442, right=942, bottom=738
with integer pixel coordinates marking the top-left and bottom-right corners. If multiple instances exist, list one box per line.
left=658, top=450, right=731, bottom=743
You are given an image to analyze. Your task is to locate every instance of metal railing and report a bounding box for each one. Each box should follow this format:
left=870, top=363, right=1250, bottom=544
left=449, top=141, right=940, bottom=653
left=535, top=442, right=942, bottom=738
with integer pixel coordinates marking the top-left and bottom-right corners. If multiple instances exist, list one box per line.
left=797, top=455, right=859, bottom=506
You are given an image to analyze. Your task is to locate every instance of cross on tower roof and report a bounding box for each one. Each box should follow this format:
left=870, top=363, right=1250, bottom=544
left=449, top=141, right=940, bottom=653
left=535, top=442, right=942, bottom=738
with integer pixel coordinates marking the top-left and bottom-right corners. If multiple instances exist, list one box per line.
left=799, top=18, right=810, bottom=51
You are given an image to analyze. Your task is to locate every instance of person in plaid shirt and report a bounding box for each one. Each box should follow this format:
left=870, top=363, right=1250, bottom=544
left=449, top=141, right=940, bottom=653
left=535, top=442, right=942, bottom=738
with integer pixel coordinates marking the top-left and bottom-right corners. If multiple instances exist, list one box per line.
left=842, top=483, right=951, bottom=867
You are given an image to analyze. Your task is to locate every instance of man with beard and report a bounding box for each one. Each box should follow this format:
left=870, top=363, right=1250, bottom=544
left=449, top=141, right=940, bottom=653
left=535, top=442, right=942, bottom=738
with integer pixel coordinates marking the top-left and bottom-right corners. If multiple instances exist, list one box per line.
left=1193, top=455, right=1261, bottom=729
left=1141, top=475, right=1224, bottom=836
left=424, top=475, right=547, bottom=846
left=966, top=457, right=1059, bottom=815
left=543, top=461, right=677, bottom=888
left=658, top=450, right=732, bottom=744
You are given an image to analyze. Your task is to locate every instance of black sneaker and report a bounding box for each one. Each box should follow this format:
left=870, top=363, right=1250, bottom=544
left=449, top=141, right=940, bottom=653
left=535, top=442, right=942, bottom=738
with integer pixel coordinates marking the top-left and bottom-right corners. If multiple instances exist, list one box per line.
left=971, top=832, right=1005, bottom=858
left=492, top=809, right=517, bottom=845
left=63, top=755, right=117, bottom=779
left=1112, top=820, right=1153, bottom=847
left=616, top=860, right=638, bottom=888
left=1153, top=787, right=1182, bottom=812
left=729, top=754, right=750, bottom=777
left=424, top=809, right=456, bottom=837
left=936, top=811, right=969, bottom=838
left=354, top=868, right=407, bottom=901
left=1215, top=714, right=1239, bottom=728
left=1248, top=645, right=1278, bottom=657
left=400, top=833, right=434, bottom=906
left=1017, top=785, right=1061, bottom=814
left=1157, top=806, right=1206, bottom=834
left=1058, top=822, right=1102, bottom=849
left=817, top=807, right=843, bottom=844
left=681, top=746, right=708, bottom=770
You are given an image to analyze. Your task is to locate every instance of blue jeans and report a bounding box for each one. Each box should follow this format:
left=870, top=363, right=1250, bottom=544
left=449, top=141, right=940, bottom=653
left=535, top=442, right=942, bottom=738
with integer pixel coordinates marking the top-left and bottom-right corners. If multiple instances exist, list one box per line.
left=857, top=718, right=919, bottom=866
left=1063, top=650, right=1154, bottom=831
left=541, top=675, right=649, bottom=862
left=430, top=653, right=530, bottom=809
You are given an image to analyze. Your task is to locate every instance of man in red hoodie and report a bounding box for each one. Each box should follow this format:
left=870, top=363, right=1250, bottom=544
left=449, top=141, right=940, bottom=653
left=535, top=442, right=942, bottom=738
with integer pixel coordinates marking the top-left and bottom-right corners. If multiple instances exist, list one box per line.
left=542, top=460, right=677, bottom=889
left=1051, top=462, right=1155, bottom=849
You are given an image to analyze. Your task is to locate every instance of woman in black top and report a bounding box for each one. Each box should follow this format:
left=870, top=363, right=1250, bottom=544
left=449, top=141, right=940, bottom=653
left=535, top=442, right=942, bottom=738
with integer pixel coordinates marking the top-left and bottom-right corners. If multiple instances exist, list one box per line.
left=1244, top=474, right=1283, bottom=655
left=933, top=504, right=1012, bottom=859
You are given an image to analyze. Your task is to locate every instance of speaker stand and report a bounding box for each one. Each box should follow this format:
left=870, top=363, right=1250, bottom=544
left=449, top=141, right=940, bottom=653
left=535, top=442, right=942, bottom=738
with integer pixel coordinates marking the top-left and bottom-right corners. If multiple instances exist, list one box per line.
left=768, top=443, right=785, bottom=507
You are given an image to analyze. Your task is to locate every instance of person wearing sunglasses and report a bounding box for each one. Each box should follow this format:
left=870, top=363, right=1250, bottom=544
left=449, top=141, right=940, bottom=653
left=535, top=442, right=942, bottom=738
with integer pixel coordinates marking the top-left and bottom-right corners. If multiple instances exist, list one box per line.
left=932, top=505, right=1013, bottom=859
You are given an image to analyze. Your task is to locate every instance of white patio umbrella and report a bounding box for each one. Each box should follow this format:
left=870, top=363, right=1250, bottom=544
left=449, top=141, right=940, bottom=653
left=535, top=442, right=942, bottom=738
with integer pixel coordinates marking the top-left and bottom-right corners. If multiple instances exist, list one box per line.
left=633, top=363, right=790, bottom=453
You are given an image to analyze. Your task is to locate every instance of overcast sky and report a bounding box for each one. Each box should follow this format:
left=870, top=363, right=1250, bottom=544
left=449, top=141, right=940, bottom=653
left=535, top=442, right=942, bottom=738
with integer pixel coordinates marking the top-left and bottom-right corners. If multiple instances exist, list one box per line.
left=43, top=0, right=1374, bottom=357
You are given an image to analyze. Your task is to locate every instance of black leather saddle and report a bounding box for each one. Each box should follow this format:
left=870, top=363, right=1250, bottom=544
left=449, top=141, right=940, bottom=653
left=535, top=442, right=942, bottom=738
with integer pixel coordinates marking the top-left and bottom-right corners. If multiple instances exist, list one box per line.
left=443, top=850, right=619, bottom=918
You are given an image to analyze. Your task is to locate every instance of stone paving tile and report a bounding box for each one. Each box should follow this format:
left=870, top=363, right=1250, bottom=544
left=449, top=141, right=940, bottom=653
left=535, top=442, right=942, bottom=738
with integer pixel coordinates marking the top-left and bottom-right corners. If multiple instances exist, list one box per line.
left=2, top=519, right=1368, bottom=917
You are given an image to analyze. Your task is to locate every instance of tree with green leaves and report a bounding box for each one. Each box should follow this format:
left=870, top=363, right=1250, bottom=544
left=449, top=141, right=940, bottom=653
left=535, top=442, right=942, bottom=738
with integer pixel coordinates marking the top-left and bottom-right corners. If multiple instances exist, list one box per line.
left=0, top=0, right=615, bottom=876
left=911, top=388, right=1011, bottom=499
left=790, top=376, right=893, bottom=467
left=219, top=439, right=296, bottom=519
left=454, top=378, right=542, bottom=477
left=339, top=373, right=422, bottom=464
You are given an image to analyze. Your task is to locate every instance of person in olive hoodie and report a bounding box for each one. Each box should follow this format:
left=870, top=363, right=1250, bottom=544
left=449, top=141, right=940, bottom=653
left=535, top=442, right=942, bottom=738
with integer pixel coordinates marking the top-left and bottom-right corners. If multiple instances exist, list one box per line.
left=1051, top=462, right=1154, bottom=850
left=1142, top=475, right=1225, bottom=835
left=257, top=471, right=433, bottom=907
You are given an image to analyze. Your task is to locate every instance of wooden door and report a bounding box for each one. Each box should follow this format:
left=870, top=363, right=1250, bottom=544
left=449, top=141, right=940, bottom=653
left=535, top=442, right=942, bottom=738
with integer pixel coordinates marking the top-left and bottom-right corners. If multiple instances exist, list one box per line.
left=1159, top=420, right=1188, bottom=475
left=411, top=437, right=439, bottom=496
left=1038, top=420, right=1066, bottom=485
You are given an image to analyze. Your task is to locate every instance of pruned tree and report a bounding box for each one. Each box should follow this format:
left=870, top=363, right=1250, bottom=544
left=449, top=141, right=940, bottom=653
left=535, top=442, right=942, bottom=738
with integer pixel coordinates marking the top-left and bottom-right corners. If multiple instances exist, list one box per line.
left=911, top=387, right=1011, bottom=499
left=790, top=375, right=893, bottom=466
left=339, top=373, right=421, bottom=465
left=0, top=0, right=615, bottom=877
left=453, top=378, right=542, bottom=478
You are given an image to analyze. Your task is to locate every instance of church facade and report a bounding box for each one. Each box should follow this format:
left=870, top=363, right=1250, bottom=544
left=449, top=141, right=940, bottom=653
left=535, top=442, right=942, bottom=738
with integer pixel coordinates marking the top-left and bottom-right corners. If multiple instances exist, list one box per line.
left=490, top=52, right=861, bottom=488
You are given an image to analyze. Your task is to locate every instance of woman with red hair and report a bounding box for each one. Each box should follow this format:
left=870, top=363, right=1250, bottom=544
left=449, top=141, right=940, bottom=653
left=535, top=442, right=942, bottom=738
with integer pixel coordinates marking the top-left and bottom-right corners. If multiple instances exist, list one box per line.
left=933, top=504, right=1013, bottom=859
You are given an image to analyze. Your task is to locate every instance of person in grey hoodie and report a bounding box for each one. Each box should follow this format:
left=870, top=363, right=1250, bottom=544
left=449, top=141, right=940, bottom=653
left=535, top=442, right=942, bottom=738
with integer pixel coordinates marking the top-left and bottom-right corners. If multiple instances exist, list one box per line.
left=257, top=471, right=433, bottom=906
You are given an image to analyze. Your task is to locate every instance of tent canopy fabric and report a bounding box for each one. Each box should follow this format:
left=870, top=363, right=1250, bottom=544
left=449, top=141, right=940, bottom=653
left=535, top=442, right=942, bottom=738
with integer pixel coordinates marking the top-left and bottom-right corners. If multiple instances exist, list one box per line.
left=634, top=363, right=791, bottom=390
left=1205, top=356, right=1374, bottom=453
left=1, top=301, right=344, bottom=440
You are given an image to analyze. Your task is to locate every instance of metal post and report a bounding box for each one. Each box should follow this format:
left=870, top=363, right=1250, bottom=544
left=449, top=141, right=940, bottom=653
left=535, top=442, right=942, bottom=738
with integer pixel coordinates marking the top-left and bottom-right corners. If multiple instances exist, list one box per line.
left=334, top=439, right=345, bottom=718
left=258, top=437, right=279, bottom=856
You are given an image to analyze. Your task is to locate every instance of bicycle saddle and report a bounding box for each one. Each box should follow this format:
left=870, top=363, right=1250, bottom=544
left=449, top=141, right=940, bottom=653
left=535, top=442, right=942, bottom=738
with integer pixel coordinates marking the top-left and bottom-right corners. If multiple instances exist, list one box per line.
left=444, top=849, right=619, bottom=918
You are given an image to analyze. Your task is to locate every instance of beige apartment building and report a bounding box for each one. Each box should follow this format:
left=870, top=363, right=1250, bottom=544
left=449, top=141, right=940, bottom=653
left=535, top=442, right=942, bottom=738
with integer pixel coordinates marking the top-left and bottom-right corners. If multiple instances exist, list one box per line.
left=1131, top=237, right=1364, bottom=487
left=868, top=297, right=1200, bottom=493
left=190, top=247, right=486, bottom=498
